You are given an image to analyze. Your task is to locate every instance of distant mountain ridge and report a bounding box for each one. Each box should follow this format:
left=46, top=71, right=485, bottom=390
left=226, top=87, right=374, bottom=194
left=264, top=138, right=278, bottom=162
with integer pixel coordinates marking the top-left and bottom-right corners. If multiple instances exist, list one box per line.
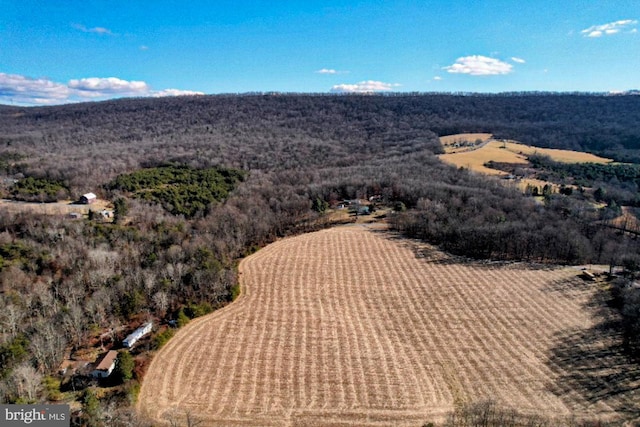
left=0, top=93, right=639, bottom=191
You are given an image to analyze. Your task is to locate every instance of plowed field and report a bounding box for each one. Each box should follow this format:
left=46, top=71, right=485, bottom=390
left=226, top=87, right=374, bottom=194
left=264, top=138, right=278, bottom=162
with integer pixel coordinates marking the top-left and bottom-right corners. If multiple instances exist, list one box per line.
left=138, top=226, right=639, bottom=426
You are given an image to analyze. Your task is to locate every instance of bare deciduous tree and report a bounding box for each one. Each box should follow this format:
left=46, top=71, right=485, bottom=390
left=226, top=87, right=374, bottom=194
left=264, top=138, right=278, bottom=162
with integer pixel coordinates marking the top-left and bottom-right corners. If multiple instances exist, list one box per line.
left=0, top=303, right=24, bottom=340
left=11, top=362, right=42, bottom=402
left=30, top=321, right=66, bottom=372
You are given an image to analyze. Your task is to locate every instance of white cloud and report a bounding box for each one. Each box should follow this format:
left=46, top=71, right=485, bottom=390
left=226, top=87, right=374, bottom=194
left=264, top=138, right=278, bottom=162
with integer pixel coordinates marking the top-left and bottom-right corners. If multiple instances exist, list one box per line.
left=73, top=24, right=114, bottom=35
left=0, top=73, right=203, bottom=105
left=433, top=76, right=443, bottom=81
left=0, top=73, right=71, bottom=105
left=140, top=45, right=149, bottom=51
left=153, top=89, right=205, bottom=97
left=443, top=55, right=513, bottom=76
left=68, top=77, right=149, bottom=95
left=330, top=80, right=400, bottom=93
left=511, top=57, right=526, bottom=64
left=316, top=68, right=349, bottom=75
left=581, top=19, right=637, bottom=38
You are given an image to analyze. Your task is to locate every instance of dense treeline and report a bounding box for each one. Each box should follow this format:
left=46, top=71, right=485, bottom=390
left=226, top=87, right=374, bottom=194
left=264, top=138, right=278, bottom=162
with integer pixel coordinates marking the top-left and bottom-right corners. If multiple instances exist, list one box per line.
left=530, top=155, right=640, bottom=185
left=365, top=157, right=628, bottom=264
left=529, top=154, right=640, bottom=206
left=0, top=93, right=639, bottom=423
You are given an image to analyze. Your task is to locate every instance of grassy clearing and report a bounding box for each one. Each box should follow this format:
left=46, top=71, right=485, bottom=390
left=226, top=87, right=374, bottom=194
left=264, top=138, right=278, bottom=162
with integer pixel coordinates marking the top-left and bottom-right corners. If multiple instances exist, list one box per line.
left=439, top=142, right=527, bottom=175
left=0, top=198, right=112, bottom=216
left=439, top=138, right=612, bottom=176
left=438, top=136, right=614, bottom=196
left=496, top=140, right=613, bottom=164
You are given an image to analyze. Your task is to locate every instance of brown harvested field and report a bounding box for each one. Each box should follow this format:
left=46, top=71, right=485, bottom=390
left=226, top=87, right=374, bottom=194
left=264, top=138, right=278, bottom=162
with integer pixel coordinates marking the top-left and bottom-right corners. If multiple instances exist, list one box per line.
left=138, top=226, right=639, bottom=426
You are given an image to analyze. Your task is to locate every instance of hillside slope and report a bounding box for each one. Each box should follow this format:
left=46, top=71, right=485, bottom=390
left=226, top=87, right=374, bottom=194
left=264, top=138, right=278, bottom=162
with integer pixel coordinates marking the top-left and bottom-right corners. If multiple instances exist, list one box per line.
left=1, top=94, right=640, bottom=192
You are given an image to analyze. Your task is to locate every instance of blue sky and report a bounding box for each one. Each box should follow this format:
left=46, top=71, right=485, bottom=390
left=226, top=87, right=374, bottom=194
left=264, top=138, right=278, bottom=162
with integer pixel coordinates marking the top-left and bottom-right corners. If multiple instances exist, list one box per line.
left=1, top=0, right=638, bottom=105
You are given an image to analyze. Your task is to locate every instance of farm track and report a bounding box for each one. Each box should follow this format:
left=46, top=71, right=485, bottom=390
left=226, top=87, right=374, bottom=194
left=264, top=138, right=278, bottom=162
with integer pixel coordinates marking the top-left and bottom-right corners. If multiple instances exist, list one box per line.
left=138, top=226, right=639, bottom=426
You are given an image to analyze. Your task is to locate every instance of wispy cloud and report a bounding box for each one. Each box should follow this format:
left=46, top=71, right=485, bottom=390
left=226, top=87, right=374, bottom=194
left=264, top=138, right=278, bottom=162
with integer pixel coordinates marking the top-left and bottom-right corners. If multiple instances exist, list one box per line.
left=581, top=19, right=637, bottom=38
left=330, top=80, right=400, bottom=93
left=443, top=55, right=513, bottom=76
left=433, top=76, right=443, bottom=81
left=0, top=73, right=203, bottom=106
left=316, top=68, right=348, bottom=75
left=511, top=57, right=526, bottom=64
left=139, top=45, right=149, bottom=51
left=72, top=24, right=114, bottom=35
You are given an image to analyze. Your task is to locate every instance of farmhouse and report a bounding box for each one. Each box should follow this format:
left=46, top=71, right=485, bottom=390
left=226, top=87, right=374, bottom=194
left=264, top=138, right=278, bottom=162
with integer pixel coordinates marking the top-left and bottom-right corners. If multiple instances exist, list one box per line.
left=80, top=192, right=97, bottom=204
left=123, top=322, right=153, bottom=348
left=91, top=350, right=118, bottom=378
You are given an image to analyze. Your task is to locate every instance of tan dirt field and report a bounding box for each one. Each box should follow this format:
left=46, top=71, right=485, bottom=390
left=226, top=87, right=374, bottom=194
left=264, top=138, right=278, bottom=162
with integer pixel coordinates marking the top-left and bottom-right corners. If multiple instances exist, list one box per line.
left=438, top=139, right=612, bottom=176
left=438, top=137, right=614, bottom=193
left=496, top=140, right=613, bottom=164
left=138, top=226, right=639, bottom=426
left=439, top=142, right=523, bottom=175
left=0, top=198, right=111, bottom=216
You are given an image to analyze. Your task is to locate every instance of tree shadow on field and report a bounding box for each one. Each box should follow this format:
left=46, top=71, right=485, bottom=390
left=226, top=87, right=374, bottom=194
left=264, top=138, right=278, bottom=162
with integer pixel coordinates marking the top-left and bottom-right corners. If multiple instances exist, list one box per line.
left=545, top=281, right=640, bottom=423
left=373, top=228, right=564, bottom=270
left=373, top=229, right=468, bottom=265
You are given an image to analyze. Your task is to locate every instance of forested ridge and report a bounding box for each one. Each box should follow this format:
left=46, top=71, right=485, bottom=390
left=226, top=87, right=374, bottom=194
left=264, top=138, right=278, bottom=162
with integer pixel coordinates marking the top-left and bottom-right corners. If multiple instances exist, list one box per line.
left=2, top=93, right=640, bottom=160
left=0, top=93, right=639, bottom=425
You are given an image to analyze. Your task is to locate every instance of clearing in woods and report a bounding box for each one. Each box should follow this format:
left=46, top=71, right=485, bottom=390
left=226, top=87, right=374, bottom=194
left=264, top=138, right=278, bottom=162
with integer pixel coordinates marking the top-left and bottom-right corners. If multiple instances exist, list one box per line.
left=438, top=134, right=614, bottom=193
left=138, top=226, right=639, bottom=426
left=439, top=137, right=612, bottom=176
left=0, top=198, right=112, bottom=216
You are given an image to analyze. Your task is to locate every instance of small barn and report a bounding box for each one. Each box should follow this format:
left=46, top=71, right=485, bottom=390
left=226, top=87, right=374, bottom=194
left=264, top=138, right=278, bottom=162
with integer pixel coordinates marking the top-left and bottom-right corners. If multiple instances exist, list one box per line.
left=80, top=192, right=97, bottom=204
left=91, top=350, right=118, bottom=378
left=123, top=322, right=153, bottom=348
